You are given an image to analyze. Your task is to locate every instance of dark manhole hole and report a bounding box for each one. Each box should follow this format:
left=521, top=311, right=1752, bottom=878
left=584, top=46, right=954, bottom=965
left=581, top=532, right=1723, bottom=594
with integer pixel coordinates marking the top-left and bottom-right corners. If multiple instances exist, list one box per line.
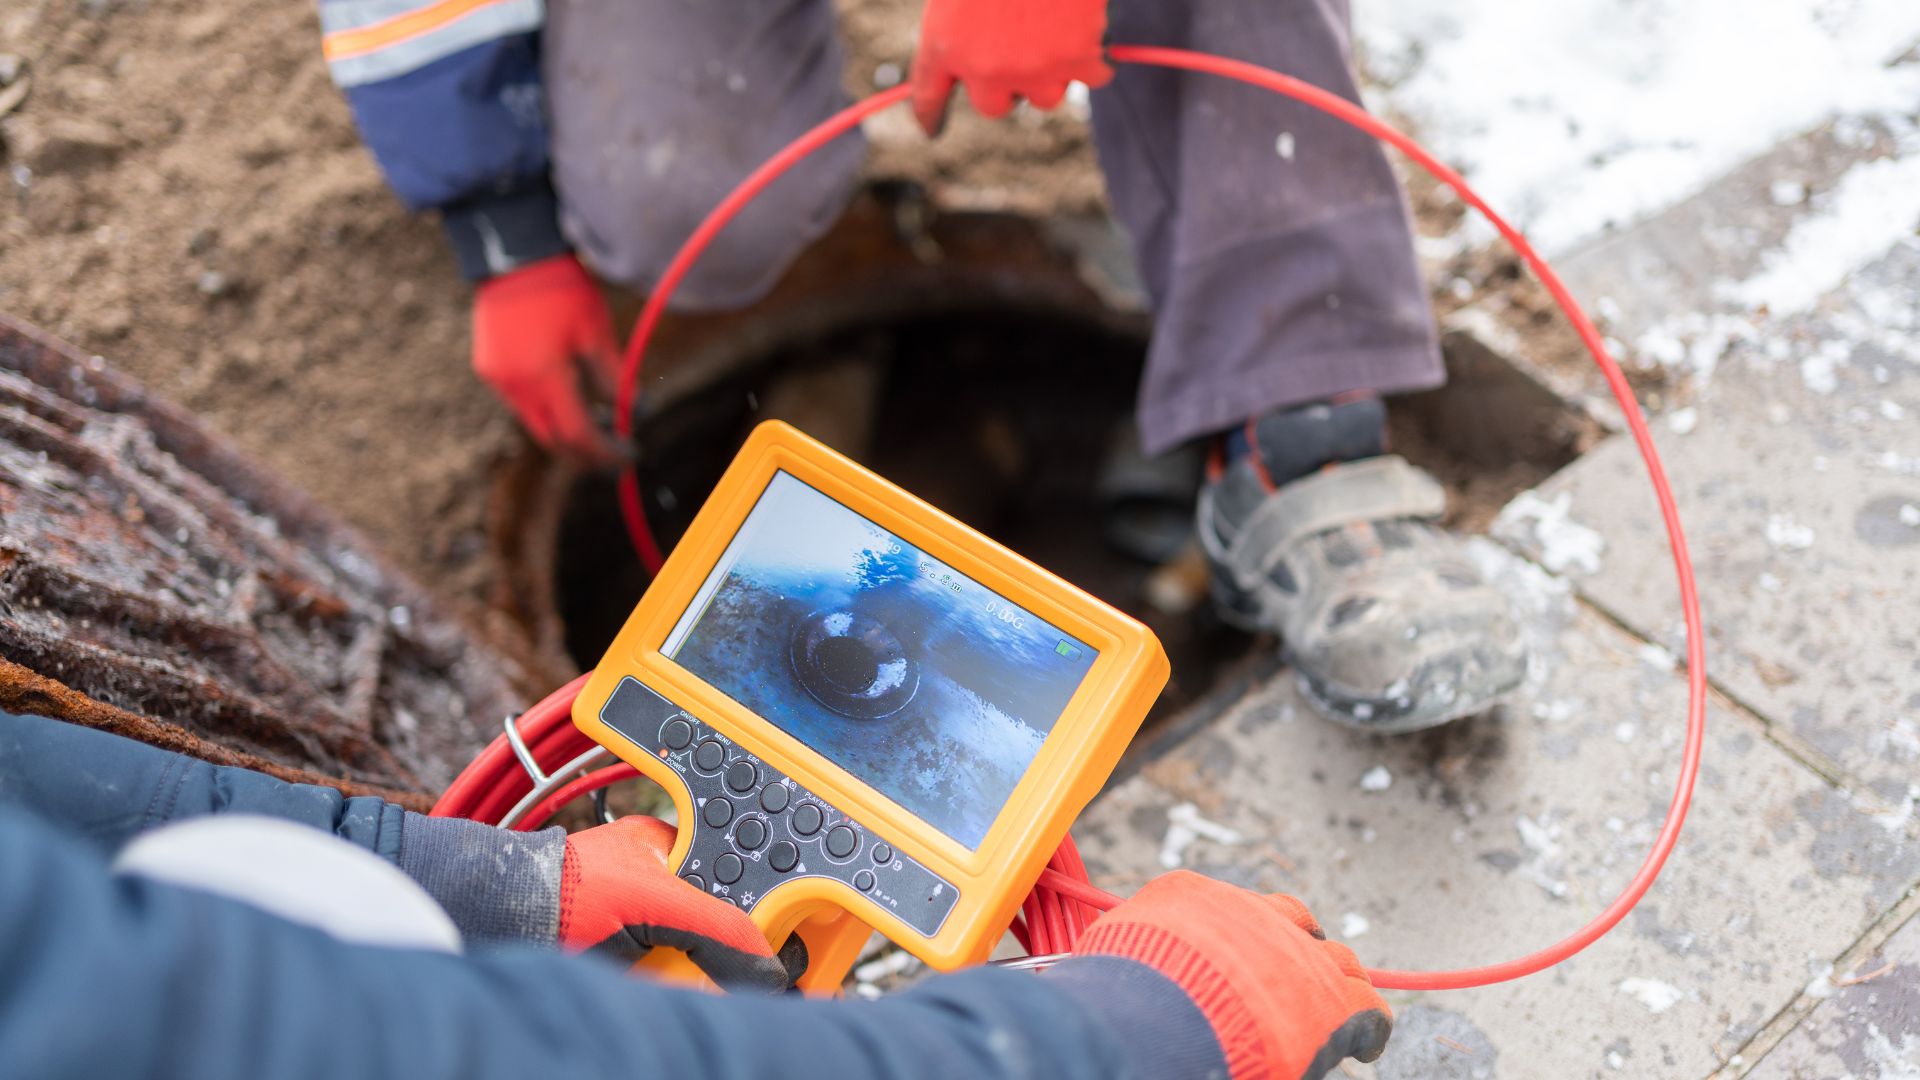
left=545, top=306, right=1596, bottom=736
left=554, top=308, right=1254, bottom=723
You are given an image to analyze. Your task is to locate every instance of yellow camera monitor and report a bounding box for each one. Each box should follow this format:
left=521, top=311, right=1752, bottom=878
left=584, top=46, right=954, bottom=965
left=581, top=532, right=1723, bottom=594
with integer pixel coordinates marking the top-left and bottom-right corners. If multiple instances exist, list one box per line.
left=574, top=421, right=1168, bottom=990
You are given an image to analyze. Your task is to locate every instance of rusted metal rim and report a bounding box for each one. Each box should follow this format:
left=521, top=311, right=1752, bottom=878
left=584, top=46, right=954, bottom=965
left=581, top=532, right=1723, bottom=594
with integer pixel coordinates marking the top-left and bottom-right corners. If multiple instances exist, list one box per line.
left=0, top=313, right=544, bottom=798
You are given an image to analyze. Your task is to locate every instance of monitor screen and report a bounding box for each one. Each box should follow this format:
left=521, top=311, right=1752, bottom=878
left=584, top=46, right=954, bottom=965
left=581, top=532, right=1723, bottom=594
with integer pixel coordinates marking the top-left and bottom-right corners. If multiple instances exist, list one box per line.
left=663, top=470, right=1099, bottom=849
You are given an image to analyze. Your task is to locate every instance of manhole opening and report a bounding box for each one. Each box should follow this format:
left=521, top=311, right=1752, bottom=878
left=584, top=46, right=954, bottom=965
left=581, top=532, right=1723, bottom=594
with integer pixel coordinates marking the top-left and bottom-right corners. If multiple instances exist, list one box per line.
left=550, top=306, right=1595, bottom=729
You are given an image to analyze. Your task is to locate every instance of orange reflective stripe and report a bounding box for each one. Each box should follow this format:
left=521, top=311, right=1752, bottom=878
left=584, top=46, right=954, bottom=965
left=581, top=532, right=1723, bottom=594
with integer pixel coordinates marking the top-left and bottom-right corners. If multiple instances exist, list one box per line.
left=322, top=0, right=514, bottom=62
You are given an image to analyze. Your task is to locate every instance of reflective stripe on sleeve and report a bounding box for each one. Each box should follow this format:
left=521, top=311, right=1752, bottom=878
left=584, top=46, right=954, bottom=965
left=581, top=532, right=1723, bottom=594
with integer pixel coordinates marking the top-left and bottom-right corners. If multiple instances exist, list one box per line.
left=322, top=0, right=542, bottom=87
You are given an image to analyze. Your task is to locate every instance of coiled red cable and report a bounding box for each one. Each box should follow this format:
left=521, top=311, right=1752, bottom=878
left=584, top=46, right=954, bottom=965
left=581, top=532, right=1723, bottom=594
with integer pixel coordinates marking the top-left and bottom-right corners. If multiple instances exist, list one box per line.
left=457, top=45, right=1706, bottom=992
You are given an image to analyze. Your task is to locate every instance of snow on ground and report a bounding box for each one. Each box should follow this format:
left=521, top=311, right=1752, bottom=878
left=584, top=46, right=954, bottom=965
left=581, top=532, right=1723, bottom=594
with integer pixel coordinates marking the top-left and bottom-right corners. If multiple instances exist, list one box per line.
left=1357, top=0, right=1920, bottom=254
left=1725, top=144, right=1920, bottom=317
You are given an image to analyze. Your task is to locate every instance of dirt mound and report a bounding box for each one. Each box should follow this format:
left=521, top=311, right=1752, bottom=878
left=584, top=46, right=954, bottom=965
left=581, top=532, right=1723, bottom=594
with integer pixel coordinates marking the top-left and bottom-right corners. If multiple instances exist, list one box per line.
left=0, top=0, right=1107, bottom=621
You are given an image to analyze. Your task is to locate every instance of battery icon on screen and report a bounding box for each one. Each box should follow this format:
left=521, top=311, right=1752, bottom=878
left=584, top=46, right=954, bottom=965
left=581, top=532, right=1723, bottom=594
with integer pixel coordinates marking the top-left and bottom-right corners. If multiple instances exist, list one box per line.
left=1055, top=640, right=1080, bottom=659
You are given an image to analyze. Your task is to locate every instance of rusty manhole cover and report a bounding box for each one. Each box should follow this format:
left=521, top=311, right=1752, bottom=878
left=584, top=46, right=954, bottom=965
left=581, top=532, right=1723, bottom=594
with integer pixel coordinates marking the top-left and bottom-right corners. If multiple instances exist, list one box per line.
left=0, top=314, right=539, bottom=801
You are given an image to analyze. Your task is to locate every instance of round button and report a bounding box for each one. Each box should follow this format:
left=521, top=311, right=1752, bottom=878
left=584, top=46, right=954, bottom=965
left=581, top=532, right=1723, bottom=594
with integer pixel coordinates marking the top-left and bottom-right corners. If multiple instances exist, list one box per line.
left=660, top=717, right=694, bottom=750
left=871, top=843, right=892, bottom=865
left=759, top=784, right=790, bottom=814
left=734, top=817, right=768, bottom=852
left=701, top=797, right=734, bottom=829
left=693, top=739, right=725, bottom=772
left=725, top=760, right=758, bottom=794
left=683, top=873, right=706, bottom=892
left=825, top=825, right=858, bottom=859
left=853, top=869, right=875, bottom=892
left=769, top=840, right=799, bottom=873
left=791, top=803, right=824, bottom=836
left=714, top=852, right=744, bottom=885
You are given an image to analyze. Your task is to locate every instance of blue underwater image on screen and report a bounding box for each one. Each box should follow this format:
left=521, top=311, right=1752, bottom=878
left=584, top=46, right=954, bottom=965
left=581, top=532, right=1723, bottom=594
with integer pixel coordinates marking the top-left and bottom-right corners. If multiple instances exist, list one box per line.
left=665, top=471, right=1098, bottom=849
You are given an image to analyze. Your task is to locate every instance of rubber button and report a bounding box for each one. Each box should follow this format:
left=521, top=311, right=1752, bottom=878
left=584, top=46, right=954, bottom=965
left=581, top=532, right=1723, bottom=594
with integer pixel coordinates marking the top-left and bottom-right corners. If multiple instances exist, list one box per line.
left=660, top=717, right=694, bottom=750
left=825, top=825, right=857, bottom=859
left=792, top=803, right=824, bottom=836
left=853, top=869, right=875, bottom=892
left=702, top=797, right=734, bottom=828
left=714, top=853, right=744, bottom=885
left=769, top=840, right=799, bottom=873
left=683, top=873, right=706, bottom=892
left=693, top=739, right=725, bottom=772
left=734, top=817, right=768, bottom=851
left=725, top=760, right=758, bottom=793
left=760, top=784, right=790, bottom=814
left=871, top=843, right=892, bottom=865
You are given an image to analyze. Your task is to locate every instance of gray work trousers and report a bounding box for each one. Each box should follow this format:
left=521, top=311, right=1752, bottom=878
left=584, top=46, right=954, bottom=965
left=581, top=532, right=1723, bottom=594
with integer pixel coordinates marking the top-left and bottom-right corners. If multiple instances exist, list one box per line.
left=544, top=0, right=1442, bottom=455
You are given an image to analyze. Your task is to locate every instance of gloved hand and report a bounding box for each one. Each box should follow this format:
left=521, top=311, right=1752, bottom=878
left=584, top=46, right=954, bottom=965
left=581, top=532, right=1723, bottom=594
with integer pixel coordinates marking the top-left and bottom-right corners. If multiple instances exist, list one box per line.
left=909, top=0, right=1113, bottom=136
left=1075, top=871, right=1391, bottom=1079
left=560, top=816, right=788, bottom=992
left=471, top=253, right=623, bottom=465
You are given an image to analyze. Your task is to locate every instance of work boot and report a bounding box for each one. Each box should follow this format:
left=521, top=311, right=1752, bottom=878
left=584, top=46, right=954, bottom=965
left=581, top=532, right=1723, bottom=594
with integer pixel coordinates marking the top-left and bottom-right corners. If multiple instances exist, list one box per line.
left=1197, top=399, right=1528, bottom=733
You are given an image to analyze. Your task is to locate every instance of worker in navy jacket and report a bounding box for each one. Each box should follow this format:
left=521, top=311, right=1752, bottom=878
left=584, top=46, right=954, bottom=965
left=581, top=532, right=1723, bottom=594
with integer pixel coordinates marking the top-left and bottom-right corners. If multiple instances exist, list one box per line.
left=0, top=710, right=1390, bottom=1078
left=315, top=0, right=1533, bottom=738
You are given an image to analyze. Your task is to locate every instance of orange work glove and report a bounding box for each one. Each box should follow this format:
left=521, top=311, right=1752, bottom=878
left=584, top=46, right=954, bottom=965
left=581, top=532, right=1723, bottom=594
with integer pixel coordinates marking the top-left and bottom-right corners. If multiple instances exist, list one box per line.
left=560, top=816, right=788, bottom=993
left=1074, top=871, right=1391, bottom=1079
left=909, top=0, right=1113, bottom=136
left=471, top=253, right=623, bottom=466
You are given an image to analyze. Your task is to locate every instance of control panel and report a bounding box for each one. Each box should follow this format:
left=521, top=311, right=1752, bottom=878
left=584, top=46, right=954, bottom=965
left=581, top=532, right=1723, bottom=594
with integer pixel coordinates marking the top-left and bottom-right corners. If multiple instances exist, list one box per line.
left=599, top=676, right=959, bottom=937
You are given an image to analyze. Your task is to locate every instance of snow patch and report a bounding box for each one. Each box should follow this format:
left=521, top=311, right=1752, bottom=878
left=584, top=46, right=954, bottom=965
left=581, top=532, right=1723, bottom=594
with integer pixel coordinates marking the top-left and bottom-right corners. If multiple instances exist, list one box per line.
left=1804, top=961, right=1838, bottom=999
left=1358, top=766, right=1394, bottom=793
left=1516, top=814, right=1571, bottom=898
left=1726, top=150, right=1920, bottom=319
left=1494, top=490, right=1606, bottom=576
left=1341, top=912, right=1371, bottom=938
left=1617, top=977, right=1686, bottom=1014
left=1158, top=802, right=1244, bottom=869
left=1356, top=0, right=1920, bottom=253
left=1765, top=514, right=1817, bottom=550
left=1638, top=642, right=1678, bottom=671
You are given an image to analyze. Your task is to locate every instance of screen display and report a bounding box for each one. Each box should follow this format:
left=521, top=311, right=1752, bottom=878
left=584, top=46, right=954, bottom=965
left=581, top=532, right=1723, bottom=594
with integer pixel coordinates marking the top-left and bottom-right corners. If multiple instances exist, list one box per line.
left=663, top=471, right=1099, bottom=849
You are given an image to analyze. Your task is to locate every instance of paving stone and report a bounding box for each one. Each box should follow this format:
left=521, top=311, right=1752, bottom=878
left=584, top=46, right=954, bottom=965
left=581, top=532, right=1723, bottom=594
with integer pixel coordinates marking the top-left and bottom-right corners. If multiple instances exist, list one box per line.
left=1745, top=909, right=1920, bottom=1079
left=1074, top=552, right=1918, bottom=1079
left=1505, top=240, right=1920, bottom=800
left=1554, top=118, right=1909, bottom=336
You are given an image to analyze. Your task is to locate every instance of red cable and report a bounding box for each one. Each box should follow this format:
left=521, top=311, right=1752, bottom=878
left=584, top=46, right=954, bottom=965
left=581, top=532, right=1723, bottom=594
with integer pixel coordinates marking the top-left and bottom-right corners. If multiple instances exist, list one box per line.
left=587, top=46, right=1705, bottom=992
left=611, top=85, right=913, bottom=573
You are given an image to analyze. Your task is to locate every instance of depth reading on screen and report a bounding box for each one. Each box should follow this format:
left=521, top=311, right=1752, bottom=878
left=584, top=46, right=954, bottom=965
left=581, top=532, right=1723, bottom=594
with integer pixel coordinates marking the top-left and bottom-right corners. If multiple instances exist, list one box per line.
left=662, top=471, right=1098, bottom=849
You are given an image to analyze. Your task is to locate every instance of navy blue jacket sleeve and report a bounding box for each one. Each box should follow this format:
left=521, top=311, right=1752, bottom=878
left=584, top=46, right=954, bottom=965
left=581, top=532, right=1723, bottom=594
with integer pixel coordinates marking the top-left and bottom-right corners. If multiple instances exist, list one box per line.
left=0, top=710, right=406, bottom=857
left=0, top=805, right=1226, bottom=1080
left=0, top=711, right=566, bottom=946
left=316, top=0, right=569, bottom=278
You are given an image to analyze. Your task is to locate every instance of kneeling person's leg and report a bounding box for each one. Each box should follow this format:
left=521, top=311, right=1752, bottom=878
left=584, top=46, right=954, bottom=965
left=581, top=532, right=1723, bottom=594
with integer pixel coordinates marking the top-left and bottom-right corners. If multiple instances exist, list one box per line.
left=1093, top=0, right=1525, bottom=731
left=544, top=0, right=863, bottom=310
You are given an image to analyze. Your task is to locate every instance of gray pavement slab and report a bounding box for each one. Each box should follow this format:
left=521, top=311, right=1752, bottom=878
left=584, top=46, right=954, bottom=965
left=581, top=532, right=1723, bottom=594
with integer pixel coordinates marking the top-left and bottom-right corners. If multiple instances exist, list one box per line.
left=1554, top=118, right=1911, bottom=340
left=1073, top=548, right=1919, bottom=1079
left=1745, top=908, right=1920, bottom=1080
left=1498, top=239, right=1920, bottom=802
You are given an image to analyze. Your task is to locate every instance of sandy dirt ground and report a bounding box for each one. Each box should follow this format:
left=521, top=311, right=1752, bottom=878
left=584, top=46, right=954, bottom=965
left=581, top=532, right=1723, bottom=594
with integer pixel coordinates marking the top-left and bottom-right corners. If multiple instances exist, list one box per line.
left=0, top=0, right=1103, bottom=611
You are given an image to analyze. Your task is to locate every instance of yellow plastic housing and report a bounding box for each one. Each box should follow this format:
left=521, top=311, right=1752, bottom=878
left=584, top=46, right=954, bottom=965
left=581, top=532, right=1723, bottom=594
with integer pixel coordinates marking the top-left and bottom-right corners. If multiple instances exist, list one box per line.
left=575, top=421, right=1168, bottom=990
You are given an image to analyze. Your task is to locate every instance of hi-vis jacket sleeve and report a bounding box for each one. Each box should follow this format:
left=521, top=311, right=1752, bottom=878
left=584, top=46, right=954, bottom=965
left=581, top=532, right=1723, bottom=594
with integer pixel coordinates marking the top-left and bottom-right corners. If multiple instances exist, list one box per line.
left=316, top=0, right=570, bottom=279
